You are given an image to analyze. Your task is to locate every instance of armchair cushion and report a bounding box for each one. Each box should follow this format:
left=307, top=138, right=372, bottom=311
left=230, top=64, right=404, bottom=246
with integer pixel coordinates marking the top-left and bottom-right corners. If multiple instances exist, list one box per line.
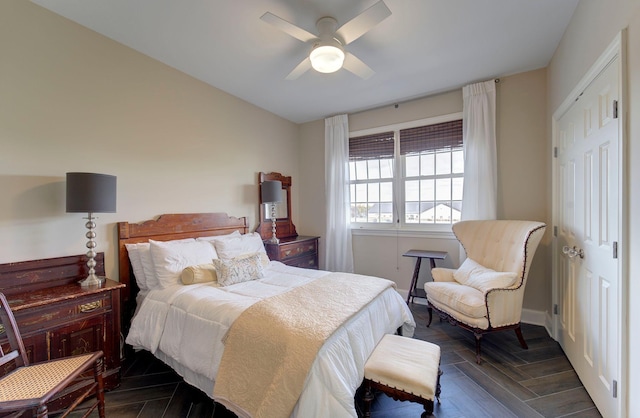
left=453, top=258, right=517, bottom=293
left=431, top=267, right=455, bottom=282
left=424, top=282, right=486, bottom=319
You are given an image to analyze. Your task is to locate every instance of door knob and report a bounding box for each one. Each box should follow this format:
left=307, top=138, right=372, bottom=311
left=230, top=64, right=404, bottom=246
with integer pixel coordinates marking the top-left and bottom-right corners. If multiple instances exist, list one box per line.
left=562, top=245, right=584, bottom=259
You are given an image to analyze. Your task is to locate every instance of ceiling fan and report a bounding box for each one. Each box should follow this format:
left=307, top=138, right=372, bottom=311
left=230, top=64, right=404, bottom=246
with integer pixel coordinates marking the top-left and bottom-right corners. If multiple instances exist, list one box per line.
left=260, top=1, right=391, bottom=80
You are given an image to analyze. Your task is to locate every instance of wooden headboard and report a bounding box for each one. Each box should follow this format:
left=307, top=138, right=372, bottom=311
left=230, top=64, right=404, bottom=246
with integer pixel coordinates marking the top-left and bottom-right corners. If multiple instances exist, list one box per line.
left=117, top=213, right=248, bottom=320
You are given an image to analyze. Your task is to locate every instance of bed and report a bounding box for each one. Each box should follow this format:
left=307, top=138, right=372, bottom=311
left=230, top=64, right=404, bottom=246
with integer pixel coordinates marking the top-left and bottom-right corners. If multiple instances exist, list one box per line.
left=118, top=213, right=415, bottom=418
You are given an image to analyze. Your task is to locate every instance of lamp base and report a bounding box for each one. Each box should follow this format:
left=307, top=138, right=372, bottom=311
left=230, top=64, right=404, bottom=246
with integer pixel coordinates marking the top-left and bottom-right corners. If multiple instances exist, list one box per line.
left=79, top=274, right=105, bottom=288
left=268, top=236, right=280, bottom=244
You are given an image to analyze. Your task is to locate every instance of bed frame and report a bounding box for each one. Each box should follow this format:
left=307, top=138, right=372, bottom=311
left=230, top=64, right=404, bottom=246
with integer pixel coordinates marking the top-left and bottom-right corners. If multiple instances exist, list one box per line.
left=117, top=213, right=248, bottom=325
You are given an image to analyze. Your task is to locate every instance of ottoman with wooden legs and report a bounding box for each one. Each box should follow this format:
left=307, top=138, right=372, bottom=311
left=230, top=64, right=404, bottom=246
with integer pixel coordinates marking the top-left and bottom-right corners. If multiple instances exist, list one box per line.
left=362, top=334, right=442, bottom=418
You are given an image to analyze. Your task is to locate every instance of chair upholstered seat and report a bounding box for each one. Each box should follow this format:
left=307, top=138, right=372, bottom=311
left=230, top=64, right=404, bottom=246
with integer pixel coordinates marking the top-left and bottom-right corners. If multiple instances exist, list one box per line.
left=424, top=282, right=487, bottom=327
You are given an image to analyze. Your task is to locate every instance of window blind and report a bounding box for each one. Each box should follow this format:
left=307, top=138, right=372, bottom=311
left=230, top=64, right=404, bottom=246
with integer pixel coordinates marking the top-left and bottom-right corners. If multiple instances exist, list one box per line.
left=349, top=131, right=394, bottom=161
left=400, top=119, right=463, bottom=155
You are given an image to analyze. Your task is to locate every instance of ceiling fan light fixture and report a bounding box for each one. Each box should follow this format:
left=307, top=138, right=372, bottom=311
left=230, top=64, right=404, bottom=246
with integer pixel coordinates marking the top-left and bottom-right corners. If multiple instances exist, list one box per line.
left=310, top=44, right=345, bottom=74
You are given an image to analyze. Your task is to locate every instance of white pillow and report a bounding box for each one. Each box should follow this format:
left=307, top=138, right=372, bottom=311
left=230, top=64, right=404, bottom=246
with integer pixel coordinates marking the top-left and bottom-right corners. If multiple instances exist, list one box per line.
left=213, top=253, right=265, bottom=286
left=453, top=257, right=517, bottom=293
left=125, top=243, right=149, bottom=291
left=213, top=232, right=268, bottom=262
left=149, top=239, right=217, bottom=289
left=132, top=239, right=194, bottom=290
left=453, top=257, right=483, bottom=285
left=196, top=230, right=241, bottom=242
left=137, top=243, right=156, bottom=289
left=466, top=271, right=518, bottom=294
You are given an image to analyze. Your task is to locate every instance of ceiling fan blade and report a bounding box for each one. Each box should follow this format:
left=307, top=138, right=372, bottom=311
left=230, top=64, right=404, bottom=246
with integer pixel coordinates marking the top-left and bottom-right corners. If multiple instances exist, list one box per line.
left=261, top=12, right=317, bottom=43
left=343, top=53, right=375, bottom=79
left=285, top=57, right=312, bottom=80
left=336, top=1, right=391, bottom=45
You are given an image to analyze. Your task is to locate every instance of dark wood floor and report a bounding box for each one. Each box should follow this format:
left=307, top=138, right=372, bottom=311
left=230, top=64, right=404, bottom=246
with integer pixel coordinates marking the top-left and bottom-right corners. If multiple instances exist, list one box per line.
left=69, top=303, right=601, bottom=418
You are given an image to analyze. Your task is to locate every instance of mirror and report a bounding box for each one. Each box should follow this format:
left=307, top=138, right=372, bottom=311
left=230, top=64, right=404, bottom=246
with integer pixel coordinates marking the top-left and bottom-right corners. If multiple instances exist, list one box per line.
left=256, top=172, right=297, bottom=240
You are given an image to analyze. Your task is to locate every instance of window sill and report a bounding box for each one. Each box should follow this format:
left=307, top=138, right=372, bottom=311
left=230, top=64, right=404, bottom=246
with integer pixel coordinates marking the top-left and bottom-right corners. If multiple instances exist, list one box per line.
left=350, top=227, right=456, bottom=240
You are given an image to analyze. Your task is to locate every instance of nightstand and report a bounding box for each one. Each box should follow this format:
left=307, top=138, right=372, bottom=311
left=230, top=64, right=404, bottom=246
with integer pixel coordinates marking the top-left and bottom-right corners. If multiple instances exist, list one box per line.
left=264, top=235, right=319, bottom=269
left=0, top=252, right=124, bottom=399
left=5, top=279, right=125, bottom=390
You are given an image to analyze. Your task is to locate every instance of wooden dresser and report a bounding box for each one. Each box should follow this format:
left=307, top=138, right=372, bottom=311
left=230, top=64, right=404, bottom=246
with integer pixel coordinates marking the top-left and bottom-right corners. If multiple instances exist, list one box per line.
left=0, top=253, right=124, bottom=395
left=264, top=235, right=319, bottom=269
left=256, top=173, right=320, bottom=270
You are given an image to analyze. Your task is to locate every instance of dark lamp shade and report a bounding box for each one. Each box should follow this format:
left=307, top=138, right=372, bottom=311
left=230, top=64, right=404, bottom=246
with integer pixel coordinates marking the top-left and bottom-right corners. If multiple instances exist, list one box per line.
left=261, top=180, right=282, bottom=204
left=66, top=172, right=117, bottom=213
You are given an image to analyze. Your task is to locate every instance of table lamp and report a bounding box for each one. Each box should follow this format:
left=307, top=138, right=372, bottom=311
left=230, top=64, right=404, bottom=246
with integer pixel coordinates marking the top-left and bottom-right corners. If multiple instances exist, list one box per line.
left=261, top=180, right=282, bottom=244
left=66, top=172, right=117, bottom=287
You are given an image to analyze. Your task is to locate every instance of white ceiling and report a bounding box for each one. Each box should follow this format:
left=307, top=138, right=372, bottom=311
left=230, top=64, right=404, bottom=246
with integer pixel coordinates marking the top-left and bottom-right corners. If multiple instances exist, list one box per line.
left=32, top=0, right=578, bottom=124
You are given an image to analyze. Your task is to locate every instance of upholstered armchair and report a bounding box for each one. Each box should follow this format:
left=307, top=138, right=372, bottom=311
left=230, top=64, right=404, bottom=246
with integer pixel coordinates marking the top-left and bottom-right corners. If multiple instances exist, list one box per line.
left=424, top=220, right=546, bottom=363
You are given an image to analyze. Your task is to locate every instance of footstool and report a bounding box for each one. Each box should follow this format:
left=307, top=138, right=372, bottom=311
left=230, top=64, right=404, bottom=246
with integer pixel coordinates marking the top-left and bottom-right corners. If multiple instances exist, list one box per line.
left=362, top=334, right=442, bottom=418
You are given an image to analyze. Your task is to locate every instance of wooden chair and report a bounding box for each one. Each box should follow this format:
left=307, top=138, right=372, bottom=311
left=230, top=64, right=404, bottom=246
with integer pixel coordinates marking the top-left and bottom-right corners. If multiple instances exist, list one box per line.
left=0, top=293, right=105, bottom=418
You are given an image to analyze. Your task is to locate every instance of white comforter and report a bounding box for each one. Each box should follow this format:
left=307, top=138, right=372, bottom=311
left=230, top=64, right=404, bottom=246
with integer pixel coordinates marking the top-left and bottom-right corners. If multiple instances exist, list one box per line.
left=126, top=262, right=415, bottom=418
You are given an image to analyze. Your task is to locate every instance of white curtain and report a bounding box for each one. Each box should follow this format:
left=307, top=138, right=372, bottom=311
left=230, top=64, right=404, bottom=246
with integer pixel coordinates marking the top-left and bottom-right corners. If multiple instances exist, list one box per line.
left=461, top=80, right=497, bottom=221
left=324, top=114, right=354, bottom=273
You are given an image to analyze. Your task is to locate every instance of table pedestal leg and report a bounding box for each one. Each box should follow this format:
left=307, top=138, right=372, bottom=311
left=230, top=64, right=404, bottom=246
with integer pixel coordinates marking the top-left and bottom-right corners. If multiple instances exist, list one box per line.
left=407, top=257, right=422, bottom=304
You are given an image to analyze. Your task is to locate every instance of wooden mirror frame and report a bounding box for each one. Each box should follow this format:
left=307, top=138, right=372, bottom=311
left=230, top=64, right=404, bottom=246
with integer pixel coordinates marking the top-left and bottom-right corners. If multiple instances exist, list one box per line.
left=256, top=172, right=297, bottom=240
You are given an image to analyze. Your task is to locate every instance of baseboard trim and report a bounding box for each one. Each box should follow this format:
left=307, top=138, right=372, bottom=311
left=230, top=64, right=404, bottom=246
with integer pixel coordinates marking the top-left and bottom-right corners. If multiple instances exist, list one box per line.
left=521, top=308, right=546, bottom=327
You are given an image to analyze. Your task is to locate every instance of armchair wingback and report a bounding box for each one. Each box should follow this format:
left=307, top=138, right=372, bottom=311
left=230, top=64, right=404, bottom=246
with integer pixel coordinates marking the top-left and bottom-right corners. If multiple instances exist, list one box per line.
left=424, top=220, right=546, bottom=363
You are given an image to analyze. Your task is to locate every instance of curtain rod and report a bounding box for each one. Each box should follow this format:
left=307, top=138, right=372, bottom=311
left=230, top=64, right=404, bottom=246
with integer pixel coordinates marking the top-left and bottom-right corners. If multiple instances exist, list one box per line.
left=347, top=77, right=501, bottom=116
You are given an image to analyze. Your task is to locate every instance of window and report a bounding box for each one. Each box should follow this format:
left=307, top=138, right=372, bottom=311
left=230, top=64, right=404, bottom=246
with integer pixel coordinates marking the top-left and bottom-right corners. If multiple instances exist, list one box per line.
left=349, top=115, right=464, bottom=228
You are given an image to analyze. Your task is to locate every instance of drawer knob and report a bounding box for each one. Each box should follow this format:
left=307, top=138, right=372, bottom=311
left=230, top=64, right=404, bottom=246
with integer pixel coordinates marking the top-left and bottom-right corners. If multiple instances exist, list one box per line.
left=79, top=301, right=102, bottom=313
left=284, top=250, right=292, bottom=256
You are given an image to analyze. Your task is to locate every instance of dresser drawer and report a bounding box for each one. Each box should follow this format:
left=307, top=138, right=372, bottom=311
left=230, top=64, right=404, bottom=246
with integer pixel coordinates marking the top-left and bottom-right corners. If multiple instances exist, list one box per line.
left=277, top=239, right=317, bottom=261
left=12, top=293, right=112, bottom=335
left=283, top=254, right=318, bottom=269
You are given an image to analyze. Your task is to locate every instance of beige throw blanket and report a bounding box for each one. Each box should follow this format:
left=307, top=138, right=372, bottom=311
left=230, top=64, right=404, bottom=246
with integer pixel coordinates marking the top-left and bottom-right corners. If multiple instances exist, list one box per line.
left=213, top=272, right=395, bottom=418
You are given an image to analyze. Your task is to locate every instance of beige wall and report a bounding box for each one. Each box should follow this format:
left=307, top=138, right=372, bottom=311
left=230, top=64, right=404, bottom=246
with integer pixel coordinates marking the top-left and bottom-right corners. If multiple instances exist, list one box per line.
left=495, top=70, right=550, bottom=312
left=0, top=1, right=300, bottom=279
left=547, top=0, right=640, bottom=414
left=299, top=70, right=550, bottom=312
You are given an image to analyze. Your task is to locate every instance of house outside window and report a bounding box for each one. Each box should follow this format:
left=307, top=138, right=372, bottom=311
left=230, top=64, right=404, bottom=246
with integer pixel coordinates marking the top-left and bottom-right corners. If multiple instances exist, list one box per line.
left=349, top=113, right=463, bottom=230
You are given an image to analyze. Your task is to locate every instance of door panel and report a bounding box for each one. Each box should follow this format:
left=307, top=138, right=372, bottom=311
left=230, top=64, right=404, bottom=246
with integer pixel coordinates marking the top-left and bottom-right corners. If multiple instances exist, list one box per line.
left=555, top=57, right=620, bottom=418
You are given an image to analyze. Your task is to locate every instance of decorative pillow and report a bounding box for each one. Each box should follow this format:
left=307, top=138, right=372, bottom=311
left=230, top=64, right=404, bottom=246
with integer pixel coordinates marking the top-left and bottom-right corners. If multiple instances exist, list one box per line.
left=453, top=257, right=482, bottom=285
left=453, top=257, right=517, bottom=293
left=125, top=243, right=149, bottom=291
left=213, top=232, right=270, bottom=267
left=181, top=263, right=219, bottom=285
left=149, top=239, right=217, bottom=289
left=466, top=270, right=518, bottom=294
left=196, top=230, right=241, bottom=242
left=213, top=253, right=265, bottom=287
